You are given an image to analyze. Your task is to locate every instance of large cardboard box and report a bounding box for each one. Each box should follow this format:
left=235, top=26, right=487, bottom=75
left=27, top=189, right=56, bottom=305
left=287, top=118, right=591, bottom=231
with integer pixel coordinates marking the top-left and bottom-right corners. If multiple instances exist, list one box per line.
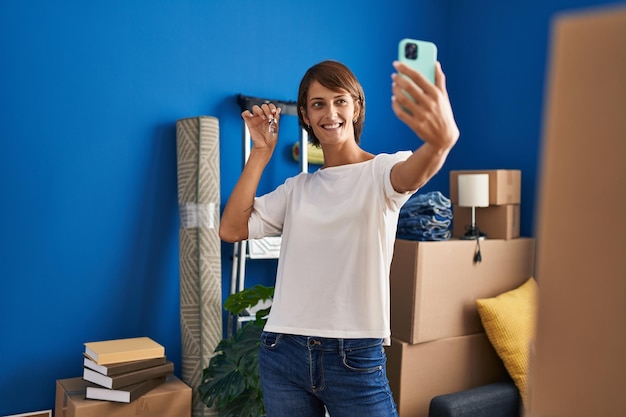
left=450, top=170, right=521, bottom=205
left=55, top=375, right=191, bottom=417
left=527, top=5, right=626, bottom=417
left=390, top=238, right=535, bottom=344
left=452, top=204, right=520, bottom=240
left=386, top=334, right=509, bottom=417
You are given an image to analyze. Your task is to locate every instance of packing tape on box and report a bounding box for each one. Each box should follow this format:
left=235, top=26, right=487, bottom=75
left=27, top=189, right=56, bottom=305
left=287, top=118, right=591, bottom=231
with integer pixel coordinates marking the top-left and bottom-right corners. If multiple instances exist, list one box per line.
left=179, top=202, right=217, bottom=229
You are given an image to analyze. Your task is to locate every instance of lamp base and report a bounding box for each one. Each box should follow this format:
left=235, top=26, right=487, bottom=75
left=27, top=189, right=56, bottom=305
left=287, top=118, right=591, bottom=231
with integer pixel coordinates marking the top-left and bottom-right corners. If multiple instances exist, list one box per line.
left=460, top=226, right=487, bottom=240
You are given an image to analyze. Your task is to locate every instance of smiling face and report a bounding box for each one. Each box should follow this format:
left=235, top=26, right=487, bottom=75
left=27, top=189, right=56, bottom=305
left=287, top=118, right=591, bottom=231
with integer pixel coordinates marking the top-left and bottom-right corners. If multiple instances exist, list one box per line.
left=301, top=81, right=360, bottom=147
left=297, top=60, right=366, bottom=147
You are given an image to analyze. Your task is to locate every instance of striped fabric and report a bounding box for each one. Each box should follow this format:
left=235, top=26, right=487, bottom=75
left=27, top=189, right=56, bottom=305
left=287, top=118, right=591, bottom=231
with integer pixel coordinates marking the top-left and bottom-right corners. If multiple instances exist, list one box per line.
left=176, top=116, right=222, bottom=417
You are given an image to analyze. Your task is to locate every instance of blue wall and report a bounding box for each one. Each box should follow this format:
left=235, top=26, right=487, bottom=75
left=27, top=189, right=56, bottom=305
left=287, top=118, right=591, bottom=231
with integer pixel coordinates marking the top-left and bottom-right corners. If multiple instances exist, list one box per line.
left=0, top=0, right=617, bottom=414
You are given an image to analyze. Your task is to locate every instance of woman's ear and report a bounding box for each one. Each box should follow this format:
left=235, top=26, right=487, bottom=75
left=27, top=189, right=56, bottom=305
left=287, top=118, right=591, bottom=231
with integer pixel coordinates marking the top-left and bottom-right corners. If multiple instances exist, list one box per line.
left=300, top=106, right=311, bottom=125
left=300, top=106, right=310, bottom=126
left=353, top=99, right=361, bottom=122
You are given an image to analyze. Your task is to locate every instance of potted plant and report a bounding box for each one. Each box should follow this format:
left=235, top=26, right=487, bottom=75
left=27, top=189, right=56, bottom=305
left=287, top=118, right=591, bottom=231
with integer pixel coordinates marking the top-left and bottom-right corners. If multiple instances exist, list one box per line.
left=199, top=284, right=274, bottom=417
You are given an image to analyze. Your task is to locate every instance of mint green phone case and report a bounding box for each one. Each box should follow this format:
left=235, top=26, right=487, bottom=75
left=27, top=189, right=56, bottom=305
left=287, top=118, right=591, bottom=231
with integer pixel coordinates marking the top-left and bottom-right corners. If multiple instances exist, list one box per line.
left=398, top=38, right=437, bottom=85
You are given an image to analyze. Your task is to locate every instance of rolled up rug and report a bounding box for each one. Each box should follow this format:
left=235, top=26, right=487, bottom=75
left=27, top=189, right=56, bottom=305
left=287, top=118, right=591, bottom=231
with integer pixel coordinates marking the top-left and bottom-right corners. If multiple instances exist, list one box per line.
left=176, top=116, right=222, bottom=417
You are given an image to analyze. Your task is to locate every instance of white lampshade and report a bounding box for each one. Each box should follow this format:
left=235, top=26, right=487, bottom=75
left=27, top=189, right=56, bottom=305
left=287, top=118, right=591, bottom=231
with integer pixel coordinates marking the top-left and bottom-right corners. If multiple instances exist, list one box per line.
left=458, top=174, right=489, bottom=207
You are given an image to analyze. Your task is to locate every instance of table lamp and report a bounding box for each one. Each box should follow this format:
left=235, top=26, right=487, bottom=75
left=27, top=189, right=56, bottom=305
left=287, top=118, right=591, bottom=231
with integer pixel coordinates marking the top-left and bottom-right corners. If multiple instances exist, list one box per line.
left=458, top=173, right=489, bottom=240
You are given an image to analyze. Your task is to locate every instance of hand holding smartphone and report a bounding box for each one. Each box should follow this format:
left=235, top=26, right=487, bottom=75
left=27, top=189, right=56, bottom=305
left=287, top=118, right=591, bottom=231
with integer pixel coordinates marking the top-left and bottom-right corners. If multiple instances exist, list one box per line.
left=393, top=38, right=459, bottom=150
left=398, top=38, right=437, bottom=85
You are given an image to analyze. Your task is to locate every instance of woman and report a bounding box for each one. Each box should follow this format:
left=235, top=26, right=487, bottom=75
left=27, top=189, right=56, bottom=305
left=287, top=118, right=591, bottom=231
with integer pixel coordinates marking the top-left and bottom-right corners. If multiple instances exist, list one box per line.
left=220, top=59, right=459, bottom=416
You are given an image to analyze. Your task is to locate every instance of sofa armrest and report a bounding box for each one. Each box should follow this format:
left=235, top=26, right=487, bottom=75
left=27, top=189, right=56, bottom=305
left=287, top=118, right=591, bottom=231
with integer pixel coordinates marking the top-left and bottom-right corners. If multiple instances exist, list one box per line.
left=428, top=381, right=520, bottom=417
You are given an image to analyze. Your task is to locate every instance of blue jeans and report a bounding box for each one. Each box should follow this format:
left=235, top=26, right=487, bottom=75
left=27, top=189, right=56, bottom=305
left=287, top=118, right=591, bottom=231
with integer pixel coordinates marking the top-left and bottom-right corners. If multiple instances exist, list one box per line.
left=259, top=332, right=398, bottom=417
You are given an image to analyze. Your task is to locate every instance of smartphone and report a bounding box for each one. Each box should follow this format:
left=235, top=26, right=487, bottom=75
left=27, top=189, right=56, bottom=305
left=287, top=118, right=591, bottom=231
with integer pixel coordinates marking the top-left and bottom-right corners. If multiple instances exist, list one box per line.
left=398, top=38, right=437, bottom=85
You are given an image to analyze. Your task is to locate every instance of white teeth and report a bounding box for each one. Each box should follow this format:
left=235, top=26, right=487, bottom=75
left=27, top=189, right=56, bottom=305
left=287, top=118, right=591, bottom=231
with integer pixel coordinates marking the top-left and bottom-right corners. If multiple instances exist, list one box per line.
left=322, top=123, right=341, bottom=129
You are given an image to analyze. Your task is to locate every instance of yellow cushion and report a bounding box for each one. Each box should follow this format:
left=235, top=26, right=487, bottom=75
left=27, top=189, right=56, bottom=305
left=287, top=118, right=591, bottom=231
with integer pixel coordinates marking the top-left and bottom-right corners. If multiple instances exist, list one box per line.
left=476, top=277, right=537, bottom=407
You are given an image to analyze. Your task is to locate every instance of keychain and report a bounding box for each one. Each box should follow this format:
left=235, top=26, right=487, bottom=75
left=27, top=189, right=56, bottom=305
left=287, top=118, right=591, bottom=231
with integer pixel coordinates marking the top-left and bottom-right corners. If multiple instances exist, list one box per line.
left=268, top=116, right=277, bottom=134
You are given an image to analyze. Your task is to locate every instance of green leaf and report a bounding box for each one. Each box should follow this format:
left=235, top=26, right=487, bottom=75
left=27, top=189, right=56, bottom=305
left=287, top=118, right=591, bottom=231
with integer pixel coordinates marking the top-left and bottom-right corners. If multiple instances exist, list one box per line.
left=254, top=306, right=272, bottom=326
left=200, top=285, right=274, bottom=416
left=219, top=388, right=265, bottom=417
left=224, top=284, right=274, bottom=315
left=198, top=323, right=264, bottom=413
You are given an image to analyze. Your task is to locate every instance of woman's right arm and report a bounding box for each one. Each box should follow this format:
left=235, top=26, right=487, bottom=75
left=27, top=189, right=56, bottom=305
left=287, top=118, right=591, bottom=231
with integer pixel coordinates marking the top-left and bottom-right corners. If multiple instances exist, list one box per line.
left=219, top=103, right=280, bottom=243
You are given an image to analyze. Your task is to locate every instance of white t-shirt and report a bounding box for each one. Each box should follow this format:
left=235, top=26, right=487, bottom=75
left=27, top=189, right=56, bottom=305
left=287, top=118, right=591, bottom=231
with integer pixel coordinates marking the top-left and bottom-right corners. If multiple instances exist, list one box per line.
left=248, top=151, right=415, bottom=343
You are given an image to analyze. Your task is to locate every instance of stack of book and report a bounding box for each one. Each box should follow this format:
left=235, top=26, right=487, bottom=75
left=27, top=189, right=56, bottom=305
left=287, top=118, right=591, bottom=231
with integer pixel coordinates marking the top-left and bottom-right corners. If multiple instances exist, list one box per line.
left=82, top=336, right=174, bottom=403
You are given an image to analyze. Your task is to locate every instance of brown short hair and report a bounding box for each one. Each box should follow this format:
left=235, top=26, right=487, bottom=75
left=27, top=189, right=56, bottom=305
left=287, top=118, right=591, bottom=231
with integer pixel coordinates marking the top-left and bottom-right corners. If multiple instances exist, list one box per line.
left=297, top=60, right=366, bottom=146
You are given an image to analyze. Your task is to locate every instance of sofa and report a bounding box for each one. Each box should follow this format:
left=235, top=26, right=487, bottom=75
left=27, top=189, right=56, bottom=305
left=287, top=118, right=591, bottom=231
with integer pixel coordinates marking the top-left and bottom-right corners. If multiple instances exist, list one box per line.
left=428, top=380, right=521, bottom=417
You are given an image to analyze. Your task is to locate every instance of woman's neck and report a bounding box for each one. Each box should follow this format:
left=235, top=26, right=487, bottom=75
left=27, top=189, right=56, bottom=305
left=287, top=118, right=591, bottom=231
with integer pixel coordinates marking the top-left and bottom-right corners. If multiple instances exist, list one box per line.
left=320, top=144, right=374, bottom=168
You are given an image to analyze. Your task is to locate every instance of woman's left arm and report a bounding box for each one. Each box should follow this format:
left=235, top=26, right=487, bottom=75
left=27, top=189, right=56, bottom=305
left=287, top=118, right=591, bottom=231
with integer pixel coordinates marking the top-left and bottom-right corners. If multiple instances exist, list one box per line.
left=390, top=61, right=460, bottom=193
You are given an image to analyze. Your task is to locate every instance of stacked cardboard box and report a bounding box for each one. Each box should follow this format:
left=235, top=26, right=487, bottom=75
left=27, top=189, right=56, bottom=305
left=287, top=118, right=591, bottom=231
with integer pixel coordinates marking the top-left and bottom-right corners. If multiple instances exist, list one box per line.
left=450, top=170, right=521, bottom=239
left=387, top=238, right=536, bottom=417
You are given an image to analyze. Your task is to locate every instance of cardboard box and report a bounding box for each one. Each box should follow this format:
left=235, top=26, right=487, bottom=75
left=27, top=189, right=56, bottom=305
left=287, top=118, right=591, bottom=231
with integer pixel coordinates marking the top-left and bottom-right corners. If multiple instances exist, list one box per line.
left=450, top=170, right=521, bottom=205
left=527, top=6, right=626, bottom=417
left=452, top=204, right=520, bottom=240
left=390, top=238, right=535, bottom=344
left=386, top=334, right=509, bottom=417
left=54, top=375, right=191, bottom=417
